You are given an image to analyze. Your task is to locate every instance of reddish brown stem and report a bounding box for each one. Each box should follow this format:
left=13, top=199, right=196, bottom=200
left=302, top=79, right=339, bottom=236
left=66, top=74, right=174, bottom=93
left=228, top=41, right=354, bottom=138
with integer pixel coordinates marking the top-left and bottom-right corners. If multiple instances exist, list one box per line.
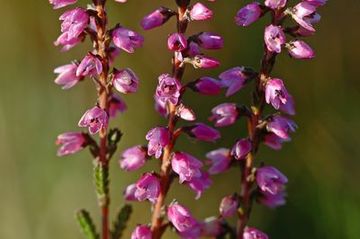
left=150, top=3, right=189, bottom=239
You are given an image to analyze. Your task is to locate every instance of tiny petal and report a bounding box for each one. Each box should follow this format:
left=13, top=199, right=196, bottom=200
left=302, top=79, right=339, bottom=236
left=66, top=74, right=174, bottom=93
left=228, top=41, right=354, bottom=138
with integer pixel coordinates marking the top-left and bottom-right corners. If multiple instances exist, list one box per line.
left=119, top=145, right=147, bottom=171
left=265, top=0, right=287, bottom=9
left=219, top=66, right=253, bottom=97
left=263, top=133, right=290, bottom=150
left=258, top=191, right=286, bottom=208
left=286, top=40, right=315, bottom=59
left=134, top=173, right=160, bottom=203
left=78, top=106, right=108, bottom=135
left=155, top=74, right=182, bottom=105
left=196, top=32, right=224, bottom=49
left=54, top=63, right=82, bottom=89
left=189, top=3, right=213, bottom=21
left=206, top=148, right=231, bottom=175
left=265, top=78, right=290, bottom=110
left=76, top=53, right=103, bottom=77
left=256, top=166, right=288, bottom=196
left=49, top=0, right=77, bottom=9
left=210, top=103, right=239, bottom=127
left=187, top=123, right=221, bottom=142
left=113, top=68, right=139, bottom=94
left=289, top=2, right=317, bottom=32
left=131, top=225, right=152, bottom=239
left=219, top=195, right=238, bottom=218
left=231, top=138, right=252, bottom=160
left=187, top=171, right=212, bottom=199
left=191, top=55, right=220, bottom=69
left=264, top=25, right=286, bottom=53
left=243, top=227, right=269, bottom=239
left=168, top=33, right=188, bottom=51
left=112, top=26, right=144, bottom=53
left=304, top=0, right=327, bottom=7
left=266, top=115, right=297, bottom=140
left=124, top=183, right=137, bottom=201
left=56, top=132, right=86, bottom=156
left=171, top=152, right=203, bottom=183
left=145, top=127, right=171, bottom=158
left=190, top=77, right=222, bottom=95
left=141, top=7, right=175, bottom=30
left=235, top=2, right=263, bottom=27
left=176, top=104, right=196, bottom=121
left=167, top=202, right=198, bottom=232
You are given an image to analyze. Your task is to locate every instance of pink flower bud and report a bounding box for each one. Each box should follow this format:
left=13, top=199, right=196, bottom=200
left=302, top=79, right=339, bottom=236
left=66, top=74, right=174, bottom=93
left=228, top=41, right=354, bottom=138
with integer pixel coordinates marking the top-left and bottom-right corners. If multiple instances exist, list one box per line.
left=243, top=227, right=269, bottom=239
left=134, top=173, right=160, bottom=203
left=54, top=63, right=82, bottom=89
left=76, top=53, right=103, bottom=77
left=167, top=203, right=198, bottom=232
left=201, top=217, right=222, bottom=237
left=49, top=0, right=77, bottom=9
left=256, top=166, right=288, bottom=196
left=131, top=225, right=152, bottom=239
left=189, top=2, right=213, bottom=21
left=141, top=7, right=175, bottom=30
left=78, top=106, right=108, bottom=135
left=263, top=133, right=289, bottom=150
left=109, top=94, right=127, bottom=118
left=56, top=132, right=86, bottom=156
left=286, top=40, right=315, bottom=59
left=258, top=191, right=286, bottom=208
left=187, top=123, right=221, bottom=142
left=123, top=183, right=137, bottom=201
left=113, top=68, right=139, bottom=94
left=266, top=115, right=297, bottom=140
left=206, top=148, right=231, bottom=175
left=191, top=77, right=222, bottom=95
left=112, top=26, right=144, bottom=53
left=210, top=103, right=239, bottom=127
left=191, top=55, right=220, bottom=69
left=219, top=66, right=253, bottom=97
left=265, top=78, right=291, bottom=110
left=235, top=2, right=263, bottom=27
left=176, top=104, right=196, bottom=121
left=196, top=32, right=224, bottom=49
left=168, top=33, right=188, bottom=51
left=154, top=97, right=168, bottom=118
left=289, top=2, right=317, bottom=32
left=187, top=171, right=212, bottom=199
left=145, top=127, right=171, bottom=158
left=155, top=74, right=182, bottom=105
left=265, top=0, right=287, bottom=9
left=119, top=146, right=147, bottom=171
left=264, top=24, right=286, bottom=53
left=219, top=195, right=238, bottom=218
left=171, top=152, right=203, bottom=183
left=231, top=138, right=252, bottom=160
left=54, top=8, right=89, bottom=50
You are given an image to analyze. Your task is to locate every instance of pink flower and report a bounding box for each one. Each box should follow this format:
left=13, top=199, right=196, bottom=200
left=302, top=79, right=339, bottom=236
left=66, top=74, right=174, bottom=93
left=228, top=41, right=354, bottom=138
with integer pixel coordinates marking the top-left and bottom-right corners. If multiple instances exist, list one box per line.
left=54, top=63, right=82, bottom=89
left=210, top=103, right=239, bottom=127
left=123, top=183, right=137, bottom=201
left=187, top=123, right=221, bottom=142
left=279, top=94, right=296, bottom=115
left=264, top=24, right=286, bottom=53
left=108, top=94, right=127, bottom=118
left=134, top=173, right=160, bottom=203
left=189, top=3, right=213, bottom=21
left=76, top=53, right=103, bottom=77
left=131, top=225, right=152, bottom=239
left=190, top=77, right=222, bottom=95
left=196, top=32, right=224, bottom=49
left=206, top=148, right=231, bottom=175
left=171, top=152, right=203, bottom=183
left=265, top=78, right=290, bottom=110
left=201, top=217, right=222, bottom=237
left=286, top=40, right=315, bottom=59
left=54, top=8, right=88, bottom=50
left=265, top=0, right=287, bottom=9
left=145, top=127, right=171, bottom=158
left=305, top=0, right=327, bottom=7
left=167, top=203, right=199, bottom=232
left=231, top=138, right=252, bottom=160
left=56, top=132, right=86, bottom=156
left=49, top=0, right=77, bottom=9
left=289, top=2, right=317, bottom=32
left=263, top=133, right=290, bottom=150
left=113, top=68, right=139, bottom=94
left=266, top=115, right=297, bottom=140
left=219, top=66, right=252, bottom=97
left=176, top=104, right=196, bottom=121
left=155, top=74, right=182, bottom=105
left=219, top=195, right=238, bottom=218
left=258, top=191, right=286, bottom=208
left=243, top=227, right=269, bottom=239
left=119, top=146, right=147, bottom=171
left=168, top=33, right=188, bottom=51
left=187, top=171, right=212, bottom=199
left=112, top=26, right=144, bottom=53
left=235, top=2, right=263, bottom=27
left=256, top=166, right=288, bottom=196
left=78, top=106, right=108, bottom=134
left=141, top=7, right=175, bottom=30
left=191, top=55, right=220, bottom=69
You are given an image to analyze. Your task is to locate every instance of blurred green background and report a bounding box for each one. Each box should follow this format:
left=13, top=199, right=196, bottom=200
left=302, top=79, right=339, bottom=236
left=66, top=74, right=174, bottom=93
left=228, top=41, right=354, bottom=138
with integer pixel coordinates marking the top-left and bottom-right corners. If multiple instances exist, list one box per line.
left=0, top=0, right=359, bottom=238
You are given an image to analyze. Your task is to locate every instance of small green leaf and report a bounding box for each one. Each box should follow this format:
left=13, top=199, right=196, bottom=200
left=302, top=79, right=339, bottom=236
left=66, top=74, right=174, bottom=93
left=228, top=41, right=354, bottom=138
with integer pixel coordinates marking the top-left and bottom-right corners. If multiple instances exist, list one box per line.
left=76, top=209, right=99, bottom=239
left=111, top=204, right=133, bottom=239
left=94, top=161, right=109, bottom=206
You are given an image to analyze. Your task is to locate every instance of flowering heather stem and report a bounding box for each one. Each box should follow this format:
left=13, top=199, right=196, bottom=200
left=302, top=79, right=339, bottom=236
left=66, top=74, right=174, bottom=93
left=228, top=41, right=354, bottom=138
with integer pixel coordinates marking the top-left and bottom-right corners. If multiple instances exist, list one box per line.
left=150, top=4, right=188, bottom=238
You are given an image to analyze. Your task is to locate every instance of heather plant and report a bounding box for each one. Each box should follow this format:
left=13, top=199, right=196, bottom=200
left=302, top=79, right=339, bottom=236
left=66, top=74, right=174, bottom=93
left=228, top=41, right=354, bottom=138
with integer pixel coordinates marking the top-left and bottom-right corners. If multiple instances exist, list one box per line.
left=51, top=0, right=143, bottom=238
left=50, top=0, right=327, bottom=238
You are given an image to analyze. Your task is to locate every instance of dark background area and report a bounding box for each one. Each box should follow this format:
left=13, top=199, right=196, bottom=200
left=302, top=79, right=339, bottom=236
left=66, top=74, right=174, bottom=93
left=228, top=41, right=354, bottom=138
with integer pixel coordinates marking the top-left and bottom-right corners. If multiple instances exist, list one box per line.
left=0, top=0, right=359, bottom=238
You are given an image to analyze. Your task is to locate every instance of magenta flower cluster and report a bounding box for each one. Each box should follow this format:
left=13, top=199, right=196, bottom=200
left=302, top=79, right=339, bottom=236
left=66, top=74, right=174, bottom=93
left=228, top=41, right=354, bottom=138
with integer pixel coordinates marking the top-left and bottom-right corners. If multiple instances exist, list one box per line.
left=50, top=0, right=327, bottom=238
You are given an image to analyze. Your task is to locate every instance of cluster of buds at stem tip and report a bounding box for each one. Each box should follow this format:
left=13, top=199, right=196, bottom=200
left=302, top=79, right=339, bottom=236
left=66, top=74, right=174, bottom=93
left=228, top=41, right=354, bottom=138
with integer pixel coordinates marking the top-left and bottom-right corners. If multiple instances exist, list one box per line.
left=205, top=0, right=327, bottom=238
